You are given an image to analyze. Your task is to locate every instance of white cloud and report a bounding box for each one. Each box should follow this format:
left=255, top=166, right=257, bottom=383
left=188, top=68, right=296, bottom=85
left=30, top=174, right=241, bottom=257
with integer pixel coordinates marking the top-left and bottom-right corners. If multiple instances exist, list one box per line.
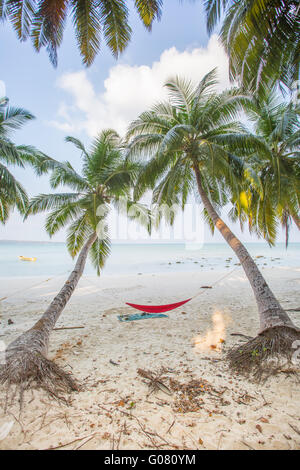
left=51, top=35, right=229, bottom=137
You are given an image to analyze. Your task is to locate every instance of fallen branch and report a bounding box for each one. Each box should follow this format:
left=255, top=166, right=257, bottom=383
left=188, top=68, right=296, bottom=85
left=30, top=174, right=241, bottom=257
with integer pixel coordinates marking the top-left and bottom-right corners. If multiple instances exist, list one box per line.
left=53, top=326, right=85, bottom=331
left=73, top=433, right=97, bottom=450
left=45, top=432, right=97, bottom=450
left=289, top=423, right=300, bottom=436
left=230, top=333, right=254, bottom=340
left=166, top=418, right=176, bottom=435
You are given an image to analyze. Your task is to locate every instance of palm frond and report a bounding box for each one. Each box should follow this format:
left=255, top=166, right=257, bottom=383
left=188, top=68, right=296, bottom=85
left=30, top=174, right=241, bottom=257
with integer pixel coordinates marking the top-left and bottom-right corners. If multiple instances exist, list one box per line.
left=66, top=213, right=92, bottom=257
left=89, top=234, right=111, bottom=275
left=134, top=0, right=162, bottom=30
left=26, top=192, right=81, bottom=217
left=99, top=0, right=131, bottom=57
left=45, top=201, right=84, bottom=237
left=71, top=0, right=101, bottom=66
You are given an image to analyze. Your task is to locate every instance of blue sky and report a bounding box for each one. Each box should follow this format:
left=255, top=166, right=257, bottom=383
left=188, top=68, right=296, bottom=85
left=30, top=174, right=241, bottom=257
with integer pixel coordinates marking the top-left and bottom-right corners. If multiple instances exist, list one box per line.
left=0, top=0, right=299, bottom=244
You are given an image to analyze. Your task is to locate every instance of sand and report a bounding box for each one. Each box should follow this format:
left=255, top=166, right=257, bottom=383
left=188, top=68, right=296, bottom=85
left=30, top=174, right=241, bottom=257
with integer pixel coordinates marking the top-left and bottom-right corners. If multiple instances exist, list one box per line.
left=0, top=266, right=299, bottom=450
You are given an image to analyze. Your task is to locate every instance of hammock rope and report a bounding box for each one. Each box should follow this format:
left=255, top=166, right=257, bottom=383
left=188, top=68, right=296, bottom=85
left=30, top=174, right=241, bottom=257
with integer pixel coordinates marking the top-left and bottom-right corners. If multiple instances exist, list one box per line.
left=125, top=262, right=246, bottom=313
left=0, top=260, right=246, bottom=313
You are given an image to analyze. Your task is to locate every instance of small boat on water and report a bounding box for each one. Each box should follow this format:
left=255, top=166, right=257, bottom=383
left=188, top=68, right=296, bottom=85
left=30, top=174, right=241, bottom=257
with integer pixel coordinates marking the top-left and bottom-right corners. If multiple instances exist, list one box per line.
left=18, top=256, right=37, bottom=262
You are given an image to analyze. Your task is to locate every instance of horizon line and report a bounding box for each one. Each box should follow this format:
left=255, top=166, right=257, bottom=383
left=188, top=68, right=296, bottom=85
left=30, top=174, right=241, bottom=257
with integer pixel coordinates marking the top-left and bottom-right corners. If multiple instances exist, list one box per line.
left=0, top=239, right=299, bottom=245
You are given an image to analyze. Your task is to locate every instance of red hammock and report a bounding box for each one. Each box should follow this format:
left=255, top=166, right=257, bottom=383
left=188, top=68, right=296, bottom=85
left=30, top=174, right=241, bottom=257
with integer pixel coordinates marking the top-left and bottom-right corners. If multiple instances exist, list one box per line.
left=126, top=298, right=192, bottom=314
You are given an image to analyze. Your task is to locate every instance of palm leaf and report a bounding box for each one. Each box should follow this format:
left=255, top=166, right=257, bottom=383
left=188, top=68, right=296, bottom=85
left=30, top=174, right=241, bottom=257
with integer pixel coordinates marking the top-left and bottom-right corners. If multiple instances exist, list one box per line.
left=71, top=0, right=101, bottom=66
left=99, top=0, right=131, bottom=57
left=66, top=213, right=92, bottom=257
left=89, top=234, right=111, bottom=275
left=134, top=0, right=162, bottom=29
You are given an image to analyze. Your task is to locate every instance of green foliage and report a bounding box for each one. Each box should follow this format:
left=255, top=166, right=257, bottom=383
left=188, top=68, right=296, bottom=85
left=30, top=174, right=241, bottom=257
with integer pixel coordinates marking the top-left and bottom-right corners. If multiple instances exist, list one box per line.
left=26, top=129, right=148, bottom=274
left=1, top=0, right=163, bottom=66
left=0, top=105, right=45, bottom=224
left=204, top=0, right=300, bottom=94
left=126, top=69, right=264, bottom=232
left=237, top=93, right=300, bottom=245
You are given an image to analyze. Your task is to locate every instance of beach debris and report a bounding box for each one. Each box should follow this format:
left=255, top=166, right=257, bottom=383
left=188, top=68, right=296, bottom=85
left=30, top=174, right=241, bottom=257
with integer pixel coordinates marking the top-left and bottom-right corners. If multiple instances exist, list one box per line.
left=259, top=417, right=269, bottom=423
left=46, top=432, right=98, bottom=450
left=289, top=423, right=300, bottom=436
left=7, top=319, right=14, bottom=325
left=137, top=368, right=172, bottom=396
left=231, top=333, right=254, bottom=341
left=200, top=285, right=212, bottom=289
left=236, top=392, right=257, bottom=405
left=109, top=360, right=119, bottom=366
left=54, top=326, right=85, bottom=331
left=256, top=424, right=263, bottom=433
left=169, top=377, right=226, bottom=414
left=193, top=311, right=231, bottom=353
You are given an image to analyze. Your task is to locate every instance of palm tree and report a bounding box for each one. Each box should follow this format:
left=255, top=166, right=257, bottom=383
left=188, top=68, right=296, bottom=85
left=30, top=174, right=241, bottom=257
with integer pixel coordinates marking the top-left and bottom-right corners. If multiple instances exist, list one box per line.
left=0, top=0, right=163, bottom=66
left=126, top=70, right=300, bottom=378
left=228, top=93, right=300, bottom=246
left=0, top=105, right=42, bottom=223
left=0, top=129, right=147, bottom=403
left=204, top=0, right=300, bottom=95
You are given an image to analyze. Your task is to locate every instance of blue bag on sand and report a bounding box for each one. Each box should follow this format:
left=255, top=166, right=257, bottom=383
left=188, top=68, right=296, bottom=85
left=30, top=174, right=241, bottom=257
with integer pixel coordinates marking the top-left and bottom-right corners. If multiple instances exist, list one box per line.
left=118, top=312, right=168, bottom=322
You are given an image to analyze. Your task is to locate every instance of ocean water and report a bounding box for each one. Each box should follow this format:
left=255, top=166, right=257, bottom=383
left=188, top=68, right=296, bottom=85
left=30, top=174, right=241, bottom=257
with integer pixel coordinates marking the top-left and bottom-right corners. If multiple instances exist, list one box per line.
left=0, top=240, right=299, bottom=278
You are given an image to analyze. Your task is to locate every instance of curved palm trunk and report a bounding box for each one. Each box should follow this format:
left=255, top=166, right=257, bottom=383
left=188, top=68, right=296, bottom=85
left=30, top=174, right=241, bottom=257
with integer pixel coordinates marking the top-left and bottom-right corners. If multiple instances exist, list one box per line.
left=8, top=232, right=97, bottom=357
left=1, top=232, right=97, bottom=402
left=193, top=165, right=298, bottom=334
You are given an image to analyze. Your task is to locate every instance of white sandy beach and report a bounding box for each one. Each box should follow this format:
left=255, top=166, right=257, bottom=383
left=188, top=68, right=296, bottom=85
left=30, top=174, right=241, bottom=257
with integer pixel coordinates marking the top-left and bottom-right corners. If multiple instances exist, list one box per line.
left=0, top=266, right=299, bottom=450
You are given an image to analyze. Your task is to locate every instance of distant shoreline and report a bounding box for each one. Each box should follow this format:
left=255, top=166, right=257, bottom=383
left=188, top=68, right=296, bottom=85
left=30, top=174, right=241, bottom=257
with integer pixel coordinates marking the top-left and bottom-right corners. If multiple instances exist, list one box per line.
left=1, top=239, right=300, bottom=246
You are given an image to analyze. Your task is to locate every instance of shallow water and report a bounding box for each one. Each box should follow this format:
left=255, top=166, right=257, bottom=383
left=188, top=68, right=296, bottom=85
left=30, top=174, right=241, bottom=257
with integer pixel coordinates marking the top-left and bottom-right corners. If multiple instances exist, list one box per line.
left=0, top=240, right=299, bottom=278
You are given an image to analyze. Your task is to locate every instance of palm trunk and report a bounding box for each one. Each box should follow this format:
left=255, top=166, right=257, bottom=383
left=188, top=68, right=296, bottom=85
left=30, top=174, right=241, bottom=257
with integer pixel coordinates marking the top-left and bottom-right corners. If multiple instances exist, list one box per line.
left=193, top=165, right=298, bottom=334
left=1, top=232, right=98, bottom=403
left=8, top=231, right=97, bottom=357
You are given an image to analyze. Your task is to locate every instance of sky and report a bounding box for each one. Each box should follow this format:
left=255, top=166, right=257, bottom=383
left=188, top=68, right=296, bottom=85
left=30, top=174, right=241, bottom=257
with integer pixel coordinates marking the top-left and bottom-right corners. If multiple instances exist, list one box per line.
left=0, top=0, right=299, bottom=244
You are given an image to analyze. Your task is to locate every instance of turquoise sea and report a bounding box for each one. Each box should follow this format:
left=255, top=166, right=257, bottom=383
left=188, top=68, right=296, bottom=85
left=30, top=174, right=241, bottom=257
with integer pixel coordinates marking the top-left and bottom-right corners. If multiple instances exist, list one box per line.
left=0, top=240, right=299, bottom=278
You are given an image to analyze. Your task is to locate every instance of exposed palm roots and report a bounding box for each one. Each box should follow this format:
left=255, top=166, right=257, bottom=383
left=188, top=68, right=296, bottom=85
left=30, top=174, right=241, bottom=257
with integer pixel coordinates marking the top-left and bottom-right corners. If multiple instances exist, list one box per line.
left=0, top=348, right=80, bottom=410
left=227, top=326, right=300, bottom=381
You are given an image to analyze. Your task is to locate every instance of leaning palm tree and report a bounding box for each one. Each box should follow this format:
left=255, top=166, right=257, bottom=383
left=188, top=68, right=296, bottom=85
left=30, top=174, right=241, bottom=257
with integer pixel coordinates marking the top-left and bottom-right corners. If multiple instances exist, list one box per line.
left=0, top=129, right=147, bottom=403
left=126, top=70, right=300, bottom=378
left=204, top=0, right=300, bottom=95
left=0, top=0, right=163, bottom=66
left=0, top=105, right=42, bottom=224
left=228, top=92, right=300, bottom=246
